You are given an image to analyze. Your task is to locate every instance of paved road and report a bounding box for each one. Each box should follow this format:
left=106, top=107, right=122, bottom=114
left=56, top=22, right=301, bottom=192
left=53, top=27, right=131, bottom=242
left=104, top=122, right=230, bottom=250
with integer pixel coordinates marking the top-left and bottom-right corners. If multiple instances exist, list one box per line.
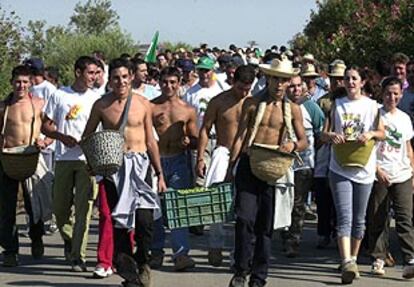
left=1, top=216, right=413, bottom=287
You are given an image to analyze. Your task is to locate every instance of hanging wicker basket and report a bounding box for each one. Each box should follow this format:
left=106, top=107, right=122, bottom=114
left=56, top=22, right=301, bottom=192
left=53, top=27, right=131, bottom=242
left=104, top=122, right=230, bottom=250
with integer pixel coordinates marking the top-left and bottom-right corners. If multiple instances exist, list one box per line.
left=249, top=143, right=296, bottom=183
left=81, top=130, right=125, bottom=176
left=0, top=145, right=40, bottom=181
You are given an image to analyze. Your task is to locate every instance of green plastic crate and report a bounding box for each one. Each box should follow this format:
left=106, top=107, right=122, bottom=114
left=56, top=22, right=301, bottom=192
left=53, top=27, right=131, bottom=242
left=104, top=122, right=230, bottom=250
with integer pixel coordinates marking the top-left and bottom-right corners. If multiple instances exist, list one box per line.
left=163, top=183, right=234, bottom=229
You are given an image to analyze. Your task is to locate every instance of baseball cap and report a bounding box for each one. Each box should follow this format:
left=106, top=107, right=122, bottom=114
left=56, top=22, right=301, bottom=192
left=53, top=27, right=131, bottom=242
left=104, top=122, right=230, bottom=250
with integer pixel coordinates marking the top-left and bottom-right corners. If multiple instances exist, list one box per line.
left=176, top=59, right=195, bottom=72
left=195, top=56, right=215, bottom=70
left=24, top=58, right=45, bottom=72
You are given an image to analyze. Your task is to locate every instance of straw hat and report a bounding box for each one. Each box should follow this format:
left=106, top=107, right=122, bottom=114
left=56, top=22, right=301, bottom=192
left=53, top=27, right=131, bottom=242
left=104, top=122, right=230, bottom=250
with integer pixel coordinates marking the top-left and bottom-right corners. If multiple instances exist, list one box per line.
left=301, top=63, right=319, bottom=77
left=329, top=59, right=347, bottom=78
left=259, top=55, right=300, bottom=78
left=303, top=53, right=315, bottom=62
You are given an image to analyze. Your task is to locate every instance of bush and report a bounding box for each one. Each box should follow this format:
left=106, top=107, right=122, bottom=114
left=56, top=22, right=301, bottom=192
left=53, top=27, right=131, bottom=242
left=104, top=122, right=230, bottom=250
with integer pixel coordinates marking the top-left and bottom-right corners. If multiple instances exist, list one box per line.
left=290, top=0, right=414, bottom=66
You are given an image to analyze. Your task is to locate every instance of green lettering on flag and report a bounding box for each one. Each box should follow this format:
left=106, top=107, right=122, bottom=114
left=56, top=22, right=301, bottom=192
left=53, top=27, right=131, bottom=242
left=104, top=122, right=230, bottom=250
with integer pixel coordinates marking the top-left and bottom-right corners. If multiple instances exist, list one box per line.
left=145, top=31, right=159, bottom=63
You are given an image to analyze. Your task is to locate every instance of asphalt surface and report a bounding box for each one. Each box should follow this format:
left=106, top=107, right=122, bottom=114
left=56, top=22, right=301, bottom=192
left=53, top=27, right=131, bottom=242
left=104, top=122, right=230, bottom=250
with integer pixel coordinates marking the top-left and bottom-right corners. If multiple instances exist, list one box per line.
left=1, top=215, right=413, bottom=287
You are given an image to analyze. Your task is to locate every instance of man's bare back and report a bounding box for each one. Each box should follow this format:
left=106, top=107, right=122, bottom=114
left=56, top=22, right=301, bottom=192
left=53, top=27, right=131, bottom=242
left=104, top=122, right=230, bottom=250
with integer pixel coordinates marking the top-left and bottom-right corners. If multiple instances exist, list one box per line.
left=151, top=96, right=197, bottom=156
left=0, top=95, right=44, bottom=148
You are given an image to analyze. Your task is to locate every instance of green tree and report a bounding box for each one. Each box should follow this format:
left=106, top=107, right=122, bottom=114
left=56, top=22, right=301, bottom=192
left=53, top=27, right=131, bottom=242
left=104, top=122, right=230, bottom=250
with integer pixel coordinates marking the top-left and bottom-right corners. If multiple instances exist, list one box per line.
left=161, top=41, right=193, bottom=52
left=45, top=28, right=138, bottom=85
left=25, top=20, right=47, bottom=57
left=0, top=5, right=26, bottom=96
left=290, top=0, right=414, bottom=67
left=69, top=0, right=120, bottom=35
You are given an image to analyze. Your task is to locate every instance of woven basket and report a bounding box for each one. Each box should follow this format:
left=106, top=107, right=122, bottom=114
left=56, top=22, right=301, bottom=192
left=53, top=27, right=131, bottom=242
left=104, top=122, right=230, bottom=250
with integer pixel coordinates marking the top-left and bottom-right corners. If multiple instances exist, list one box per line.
left=81, top=130, right=125, bottom=176
left=0, top=145, right=40, bottom=181
left=249, top=143, right=296, bottom=183
left=333, top=139, right=375, bottom=168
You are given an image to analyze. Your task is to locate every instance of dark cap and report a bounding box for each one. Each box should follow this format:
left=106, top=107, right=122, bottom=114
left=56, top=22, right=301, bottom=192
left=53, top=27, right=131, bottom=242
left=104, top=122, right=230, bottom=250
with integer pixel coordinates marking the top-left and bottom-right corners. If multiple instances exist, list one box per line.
left=176, top=59, right=195, bottom=73
left=24, top=58, right=45, bottom=72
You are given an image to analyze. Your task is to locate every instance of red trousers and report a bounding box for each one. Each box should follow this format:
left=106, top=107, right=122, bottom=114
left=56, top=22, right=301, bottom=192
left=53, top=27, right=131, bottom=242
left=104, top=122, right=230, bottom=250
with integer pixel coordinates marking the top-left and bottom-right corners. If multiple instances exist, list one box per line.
left=96, top=181, right=134, bottom=268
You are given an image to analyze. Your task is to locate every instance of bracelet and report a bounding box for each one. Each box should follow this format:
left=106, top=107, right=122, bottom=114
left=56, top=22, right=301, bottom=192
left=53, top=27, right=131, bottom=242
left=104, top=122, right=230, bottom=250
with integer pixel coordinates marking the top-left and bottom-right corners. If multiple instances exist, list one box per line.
left=154, top=170, right=162, bottom=177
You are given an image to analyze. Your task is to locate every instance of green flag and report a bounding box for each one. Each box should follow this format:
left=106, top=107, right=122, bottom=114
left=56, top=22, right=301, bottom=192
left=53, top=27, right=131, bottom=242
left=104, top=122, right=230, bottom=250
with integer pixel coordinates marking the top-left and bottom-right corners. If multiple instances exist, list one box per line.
left=144, top=31, right=159, bottom=63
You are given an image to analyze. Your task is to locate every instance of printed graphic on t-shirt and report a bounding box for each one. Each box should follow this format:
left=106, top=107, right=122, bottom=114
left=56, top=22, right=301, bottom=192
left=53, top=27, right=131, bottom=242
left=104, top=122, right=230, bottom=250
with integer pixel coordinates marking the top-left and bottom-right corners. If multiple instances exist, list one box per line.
left=378, top=124, right=402, bottom=155
left=342, top=113, right=365, bottom=140
left=65, top=104, right=82, bottom=120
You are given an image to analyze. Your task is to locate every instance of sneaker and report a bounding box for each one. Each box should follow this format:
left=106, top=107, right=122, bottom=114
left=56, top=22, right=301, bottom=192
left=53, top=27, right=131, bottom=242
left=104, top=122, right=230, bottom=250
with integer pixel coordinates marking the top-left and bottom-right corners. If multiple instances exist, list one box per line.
left=31, top=238, right=44, bottom=259
left=174, top=255, right=195, bottom=271
left=138, top=264, right=152, bottom=287
left=341, top=261, right=358, bottom=284
left=371, top=258, right=385, bottom=276
left=2, top=253, right=18, bottom=267
left=403, top=264, right=414, bottom=279
left=316, top=236, right=331, bottom=249
left=71, top=260, right=87, bottom=272
left=228, top=273, right=246, bottom=287
left=64, top=240, right=72, bottom=262
left=93, top=265, right=113, bottom=278
left=208, top=248, right=223, bottom=267
left=149, top=251, right=164, bottom=269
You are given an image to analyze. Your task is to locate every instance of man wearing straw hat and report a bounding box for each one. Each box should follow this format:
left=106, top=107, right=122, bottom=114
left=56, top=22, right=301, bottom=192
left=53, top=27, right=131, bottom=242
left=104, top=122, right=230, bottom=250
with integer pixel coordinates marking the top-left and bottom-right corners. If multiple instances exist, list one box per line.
left=0, top=65, right=53, bottom=267
left=227, top=56, right=308, bottom=287
left=42, top=56, right=100, bottom=272
left=302, top=63, right=326, bottom=102
left=83, top=58, right=166, bottom=287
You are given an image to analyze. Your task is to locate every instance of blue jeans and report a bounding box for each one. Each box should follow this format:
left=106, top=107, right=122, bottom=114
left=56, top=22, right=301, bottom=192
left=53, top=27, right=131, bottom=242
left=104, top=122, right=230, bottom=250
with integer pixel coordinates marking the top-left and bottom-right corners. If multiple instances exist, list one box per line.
left=152, top=153, right=192, bottom=258
left=329, top=171, right=372, bottom=239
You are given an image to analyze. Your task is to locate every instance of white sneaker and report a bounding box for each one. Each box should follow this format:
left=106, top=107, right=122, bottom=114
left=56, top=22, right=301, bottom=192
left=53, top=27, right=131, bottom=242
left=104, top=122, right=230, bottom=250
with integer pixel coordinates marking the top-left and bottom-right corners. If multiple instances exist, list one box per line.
left=371, top=258, right=385, bottom=276
left=93, top=265, right=113, bottom=278
left=403, top=264, right=414, bottom=279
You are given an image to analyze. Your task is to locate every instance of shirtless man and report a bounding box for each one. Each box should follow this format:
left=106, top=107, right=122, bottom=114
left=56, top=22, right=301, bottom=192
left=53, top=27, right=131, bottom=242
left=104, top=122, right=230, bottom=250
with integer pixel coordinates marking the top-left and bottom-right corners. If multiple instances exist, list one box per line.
left=227, top=57, right=308, bottom=287
left=150, top=66, right=198, bottom=271
left=196, top=65, right=256, bottom=267
left=0, top=65, right=53, bottom=267
left=83, top=58, right=166, bottom=287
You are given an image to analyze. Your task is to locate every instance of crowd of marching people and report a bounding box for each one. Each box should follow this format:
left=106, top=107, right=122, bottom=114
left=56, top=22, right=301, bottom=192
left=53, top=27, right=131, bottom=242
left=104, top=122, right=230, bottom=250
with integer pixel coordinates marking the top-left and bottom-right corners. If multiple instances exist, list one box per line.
left=1, top=43, right=414, bottom=287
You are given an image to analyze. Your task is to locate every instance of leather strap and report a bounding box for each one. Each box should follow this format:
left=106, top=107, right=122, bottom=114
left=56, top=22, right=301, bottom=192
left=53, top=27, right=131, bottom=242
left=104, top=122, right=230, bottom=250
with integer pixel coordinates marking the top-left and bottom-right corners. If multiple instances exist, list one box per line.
left=119, top=91, right=132, bottom=134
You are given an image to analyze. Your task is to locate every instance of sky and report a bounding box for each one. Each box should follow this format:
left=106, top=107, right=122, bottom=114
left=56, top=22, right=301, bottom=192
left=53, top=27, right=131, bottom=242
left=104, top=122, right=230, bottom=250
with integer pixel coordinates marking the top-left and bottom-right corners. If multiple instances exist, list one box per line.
left=2, top=0, right=318, bottom=50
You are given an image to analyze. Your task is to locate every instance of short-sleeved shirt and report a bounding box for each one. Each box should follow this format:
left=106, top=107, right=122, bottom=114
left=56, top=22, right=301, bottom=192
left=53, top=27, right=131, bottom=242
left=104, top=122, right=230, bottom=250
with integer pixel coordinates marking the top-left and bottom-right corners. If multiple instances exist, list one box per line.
left=377, top=108, right=413, bottom=184
left=44, top=86, right=100, bottom=161
left=329, top=96, right=379, bottom=184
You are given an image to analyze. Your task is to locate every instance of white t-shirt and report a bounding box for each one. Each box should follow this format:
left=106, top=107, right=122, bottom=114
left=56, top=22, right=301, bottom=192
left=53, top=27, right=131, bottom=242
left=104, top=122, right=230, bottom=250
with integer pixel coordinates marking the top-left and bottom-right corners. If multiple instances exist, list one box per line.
left=44, top=86, right=100, bottom=161
left=377, top=108, right=413, bottom=184
left=30, top=80, right=57, bottom=106
left=183, top=81, right=224, bottom=129
left=329, top=96, right=379, bottom=184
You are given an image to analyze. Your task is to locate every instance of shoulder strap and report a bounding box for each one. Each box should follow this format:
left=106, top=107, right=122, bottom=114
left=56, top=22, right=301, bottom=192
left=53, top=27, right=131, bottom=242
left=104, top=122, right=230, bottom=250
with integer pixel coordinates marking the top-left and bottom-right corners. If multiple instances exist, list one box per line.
left=247, top=100, right=267, bottom=147
left=283, top=98, right=294, bottom=141
left=119, top=91, right=132, bottom=133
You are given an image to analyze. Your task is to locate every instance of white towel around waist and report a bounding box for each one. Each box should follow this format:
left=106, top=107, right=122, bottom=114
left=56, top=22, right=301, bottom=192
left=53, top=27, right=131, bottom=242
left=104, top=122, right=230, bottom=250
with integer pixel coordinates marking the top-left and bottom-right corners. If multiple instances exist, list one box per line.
left=204, top=146, right=230, bottom=187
